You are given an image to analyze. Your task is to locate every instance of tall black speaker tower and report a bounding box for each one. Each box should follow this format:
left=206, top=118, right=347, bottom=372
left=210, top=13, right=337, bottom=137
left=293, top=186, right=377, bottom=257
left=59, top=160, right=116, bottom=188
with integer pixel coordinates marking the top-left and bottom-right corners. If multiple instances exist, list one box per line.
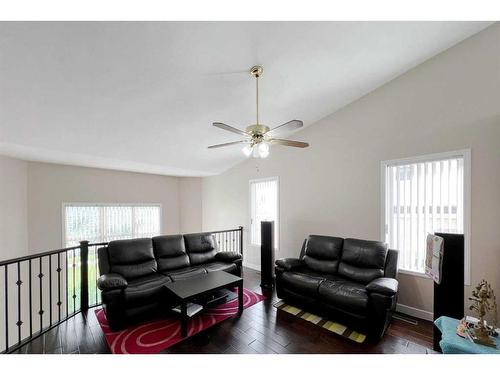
left=260, top=221, right=275, bottom=289
left=433, top=232, right=464, bottom=352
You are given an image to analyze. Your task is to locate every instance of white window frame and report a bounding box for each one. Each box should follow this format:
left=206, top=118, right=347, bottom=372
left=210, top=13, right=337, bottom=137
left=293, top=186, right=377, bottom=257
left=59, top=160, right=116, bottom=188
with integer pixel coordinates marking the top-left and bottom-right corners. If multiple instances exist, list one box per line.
left=380, top=149, right=471, bottom=285
left=62, top=202, right=163, bottom=247
left=248, top=176, right=280, bottom=251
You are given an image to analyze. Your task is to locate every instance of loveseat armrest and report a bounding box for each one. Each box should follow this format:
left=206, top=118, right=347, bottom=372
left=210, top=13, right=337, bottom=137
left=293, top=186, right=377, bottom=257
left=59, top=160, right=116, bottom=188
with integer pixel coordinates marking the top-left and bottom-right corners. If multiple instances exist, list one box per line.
left=214, top=251, right=242, bottom=263
left=275, top=258, right=304, bottom=271
left=97, top=273, right=128, bottom=291
left=366, top=277, right=398, bottom=296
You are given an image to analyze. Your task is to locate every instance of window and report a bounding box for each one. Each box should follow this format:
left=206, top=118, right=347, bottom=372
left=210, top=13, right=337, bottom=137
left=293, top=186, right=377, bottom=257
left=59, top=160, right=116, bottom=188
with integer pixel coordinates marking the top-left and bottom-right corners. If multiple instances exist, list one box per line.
left=381, top=150, right=470, bottom=281
left=250, top=177, right=279, bottom=248
left=63, top=203, right=161, bottom=247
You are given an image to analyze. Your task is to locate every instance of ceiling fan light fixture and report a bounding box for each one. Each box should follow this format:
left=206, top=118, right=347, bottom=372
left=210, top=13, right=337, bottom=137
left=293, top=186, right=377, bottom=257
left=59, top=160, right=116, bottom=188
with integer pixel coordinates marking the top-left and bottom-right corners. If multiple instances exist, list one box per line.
left=252, top=145, right=260, bottom=158
left=208, top=65, right=309, bottom=154
left=242, top=145, right=253, bottom=157
left=258, top=142, right=270, bottom=158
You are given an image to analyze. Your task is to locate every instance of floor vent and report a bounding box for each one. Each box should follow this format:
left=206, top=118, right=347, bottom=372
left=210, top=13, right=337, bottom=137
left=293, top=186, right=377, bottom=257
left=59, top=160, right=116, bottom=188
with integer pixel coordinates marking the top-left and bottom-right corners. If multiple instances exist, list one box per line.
left=393, top=312, right=419, bottom=325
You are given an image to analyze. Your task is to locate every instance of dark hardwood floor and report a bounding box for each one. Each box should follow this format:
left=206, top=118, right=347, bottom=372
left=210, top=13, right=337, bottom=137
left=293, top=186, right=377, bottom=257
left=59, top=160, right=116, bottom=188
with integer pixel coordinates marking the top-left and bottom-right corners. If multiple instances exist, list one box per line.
left=13, top=268, right=436, bottom=354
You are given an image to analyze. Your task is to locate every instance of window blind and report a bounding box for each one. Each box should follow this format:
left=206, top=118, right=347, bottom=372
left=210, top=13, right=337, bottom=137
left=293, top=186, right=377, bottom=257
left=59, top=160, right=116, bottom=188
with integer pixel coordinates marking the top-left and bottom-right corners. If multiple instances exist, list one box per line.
left=64, top=204, right=161, bottom=247
left=384, top=157, right=464, bottom=273
left=250, top=178, right=278, bottom=247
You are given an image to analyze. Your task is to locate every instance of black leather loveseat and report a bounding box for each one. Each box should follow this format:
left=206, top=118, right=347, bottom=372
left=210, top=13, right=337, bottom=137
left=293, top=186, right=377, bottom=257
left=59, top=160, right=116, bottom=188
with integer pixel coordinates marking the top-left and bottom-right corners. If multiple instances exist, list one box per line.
left=97, top=232, right=242, bottom=331
left=275, top=235, right=398, bottom=339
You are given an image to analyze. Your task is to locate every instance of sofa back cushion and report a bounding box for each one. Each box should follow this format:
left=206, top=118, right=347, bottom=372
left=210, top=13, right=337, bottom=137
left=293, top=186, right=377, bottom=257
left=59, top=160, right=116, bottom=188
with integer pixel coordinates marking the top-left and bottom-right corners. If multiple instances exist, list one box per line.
left=303, top=235, right=344, bottom=274
left=107, top=238, right=157, bottom=280
left=152, top=235, right=190, bottom=271
left=184, top=233, right=218, bottom=265
left=338, top=238, right=388, bottom=284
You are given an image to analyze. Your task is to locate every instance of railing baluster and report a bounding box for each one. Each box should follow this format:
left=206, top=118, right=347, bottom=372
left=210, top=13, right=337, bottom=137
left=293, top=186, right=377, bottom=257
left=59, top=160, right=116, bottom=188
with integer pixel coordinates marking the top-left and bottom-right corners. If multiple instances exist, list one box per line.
left=16, top=262, right=22, bottom=345
left=94, top=247, right=98, bottom=306
left=49, top=255, right=52, bottom=326
left=38, top=257, right=43, bottom=332
left=4, top=265, right=9, bottom=351
left=65, top=251, right=68, bottom=318
left=72, top=249, right=76, bottom=314
left=29, top=259, right=32, bottom=338
left=57, top=253, right=61, bottom=322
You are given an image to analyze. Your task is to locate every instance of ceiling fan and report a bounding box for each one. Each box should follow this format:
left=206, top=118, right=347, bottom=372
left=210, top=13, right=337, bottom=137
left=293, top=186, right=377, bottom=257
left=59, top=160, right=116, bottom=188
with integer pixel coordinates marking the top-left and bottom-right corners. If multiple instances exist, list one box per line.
left=208, top=65, right=309, bottom=158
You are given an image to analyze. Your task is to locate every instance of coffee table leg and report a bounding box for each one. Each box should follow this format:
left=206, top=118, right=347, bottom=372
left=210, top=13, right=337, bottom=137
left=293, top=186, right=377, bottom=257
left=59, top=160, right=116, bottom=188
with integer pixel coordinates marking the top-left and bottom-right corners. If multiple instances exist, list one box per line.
left=238, top=281, right=244, bottom=316
left=181, top=301, right=188, bottom=337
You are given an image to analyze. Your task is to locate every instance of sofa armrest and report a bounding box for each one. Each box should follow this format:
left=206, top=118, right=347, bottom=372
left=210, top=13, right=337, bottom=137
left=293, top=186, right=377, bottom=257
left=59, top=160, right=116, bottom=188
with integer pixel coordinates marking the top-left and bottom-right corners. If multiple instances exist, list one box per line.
left=214, top=251, right=242, bottom=263
left=366, top=277, right=398, bottom=296
left=275, top=258, right=304, bottom=271
left=97, top=273, right=128, bottom=291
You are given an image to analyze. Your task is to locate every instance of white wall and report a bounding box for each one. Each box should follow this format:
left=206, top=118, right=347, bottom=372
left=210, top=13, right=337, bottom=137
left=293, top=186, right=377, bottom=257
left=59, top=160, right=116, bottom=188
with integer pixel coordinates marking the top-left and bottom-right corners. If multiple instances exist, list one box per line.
left=202, top=24, right=500, bottom=318
left=27, top=162, right=183, bottom=252
left=0, top=155, right=28, bottom=261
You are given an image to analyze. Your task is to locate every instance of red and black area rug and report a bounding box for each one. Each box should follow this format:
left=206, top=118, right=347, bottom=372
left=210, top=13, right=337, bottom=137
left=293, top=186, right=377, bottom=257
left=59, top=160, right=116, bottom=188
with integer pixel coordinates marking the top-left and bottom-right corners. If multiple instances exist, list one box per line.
left=95, top=288, right=264, bottom=354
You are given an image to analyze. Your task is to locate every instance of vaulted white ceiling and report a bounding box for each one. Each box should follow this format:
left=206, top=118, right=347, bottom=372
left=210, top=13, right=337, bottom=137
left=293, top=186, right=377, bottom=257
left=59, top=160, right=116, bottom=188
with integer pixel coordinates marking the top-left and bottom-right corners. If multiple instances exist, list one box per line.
left=0, top=21, right=492, bottom=176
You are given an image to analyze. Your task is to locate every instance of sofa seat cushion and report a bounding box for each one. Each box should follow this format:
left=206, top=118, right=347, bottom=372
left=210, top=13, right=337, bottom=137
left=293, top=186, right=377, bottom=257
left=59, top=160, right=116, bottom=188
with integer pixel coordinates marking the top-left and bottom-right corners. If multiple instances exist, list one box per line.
left=164, top=266, right=207, bottom=281
left=318, top=278, right=369, bottom=314
left=124, top=273, right=171, bottom=307
left=202, top=261, right=237, bottom=274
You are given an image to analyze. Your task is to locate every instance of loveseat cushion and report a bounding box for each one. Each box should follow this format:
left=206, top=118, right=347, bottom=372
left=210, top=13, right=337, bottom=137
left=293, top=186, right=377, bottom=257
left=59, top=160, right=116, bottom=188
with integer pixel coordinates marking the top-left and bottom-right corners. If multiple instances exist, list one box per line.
left=338, top=238, right=388, bottom=284
left=318, top=278, right=369, bottom=314
left=152, top=235, right=190, bottom=271
left=123, top=273, right=171, bottom=307
left=184, top=233, right=218, bottom=265
left=107, top=238, right=157, bottom=280
left=163, top=266, right=207, bottom=281
left=280, top=270, right=325, bottom=296
left=202, top=261, right=237, bottom=274
left=303, top=235, right=343, bottom=274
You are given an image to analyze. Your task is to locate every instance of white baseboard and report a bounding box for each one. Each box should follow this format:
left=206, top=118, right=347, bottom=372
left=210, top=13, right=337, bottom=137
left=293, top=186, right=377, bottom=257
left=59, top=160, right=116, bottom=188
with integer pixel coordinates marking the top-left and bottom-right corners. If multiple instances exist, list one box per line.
left=243, top=261, right=261, bottom=271
left=396, top=303, right=433, bottom=321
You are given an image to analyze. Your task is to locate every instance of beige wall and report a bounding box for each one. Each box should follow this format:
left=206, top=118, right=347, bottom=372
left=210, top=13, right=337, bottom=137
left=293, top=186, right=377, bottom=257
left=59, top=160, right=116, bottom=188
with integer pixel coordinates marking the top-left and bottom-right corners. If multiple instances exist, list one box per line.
left=27, top=162, right=183, bottom=252
left=0, top=155, right=28, bottom=260
left=202, top=24, right=500, bottom=318
left=0, top=160, right=204, bottom=259
left=178, top=177, right=203, bottom=234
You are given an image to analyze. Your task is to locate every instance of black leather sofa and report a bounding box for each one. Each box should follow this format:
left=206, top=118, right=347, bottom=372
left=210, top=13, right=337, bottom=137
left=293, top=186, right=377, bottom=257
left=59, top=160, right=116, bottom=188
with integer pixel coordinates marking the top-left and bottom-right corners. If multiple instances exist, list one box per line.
left=97, top=232, right=242, bottom=331
left=275, top=235, right=398, bottom=339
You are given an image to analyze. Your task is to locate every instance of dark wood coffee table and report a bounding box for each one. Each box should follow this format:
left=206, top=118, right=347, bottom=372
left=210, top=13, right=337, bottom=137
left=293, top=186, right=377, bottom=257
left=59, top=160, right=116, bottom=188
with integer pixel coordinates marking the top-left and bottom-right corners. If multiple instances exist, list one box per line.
left=164, top=271, right=244, bottom=337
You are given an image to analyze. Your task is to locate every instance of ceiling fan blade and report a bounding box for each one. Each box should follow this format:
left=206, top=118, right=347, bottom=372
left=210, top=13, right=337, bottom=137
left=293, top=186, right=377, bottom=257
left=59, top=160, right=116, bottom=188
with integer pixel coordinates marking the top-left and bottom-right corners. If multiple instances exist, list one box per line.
left=212, top=122, right=248, bottom=136
left=266, top=120, right=303, bottom=137
left=270, top=138, right=309, bottom=148
left=207, top=140, right=248, bottom=149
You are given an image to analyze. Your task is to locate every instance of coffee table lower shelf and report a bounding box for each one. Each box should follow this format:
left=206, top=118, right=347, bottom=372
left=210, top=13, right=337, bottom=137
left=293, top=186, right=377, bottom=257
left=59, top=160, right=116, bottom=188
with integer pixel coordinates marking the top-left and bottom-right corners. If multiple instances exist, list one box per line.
left=164, top=271, right=244, bottom=338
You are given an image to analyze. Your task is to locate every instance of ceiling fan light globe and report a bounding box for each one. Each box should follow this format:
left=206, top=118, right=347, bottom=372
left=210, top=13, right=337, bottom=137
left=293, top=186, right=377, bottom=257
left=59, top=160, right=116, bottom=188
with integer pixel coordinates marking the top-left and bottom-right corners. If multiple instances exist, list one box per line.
left=259, top=149, right=270, bottom=158
left=252, top=146, right=260, bottom=158
left=242, top=145, right=253, bottom=157
left=258, top=142, right=270, bottom=158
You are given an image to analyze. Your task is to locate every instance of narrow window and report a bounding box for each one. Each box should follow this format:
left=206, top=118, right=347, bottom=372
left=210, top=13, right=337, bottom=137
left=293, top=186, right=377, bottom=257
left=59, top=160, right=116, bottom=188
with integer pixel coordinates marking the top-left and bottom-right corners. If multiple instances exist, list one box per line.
left=249, top=177, right=279, bottom=248
left=381, top=150, right=470, bottom=281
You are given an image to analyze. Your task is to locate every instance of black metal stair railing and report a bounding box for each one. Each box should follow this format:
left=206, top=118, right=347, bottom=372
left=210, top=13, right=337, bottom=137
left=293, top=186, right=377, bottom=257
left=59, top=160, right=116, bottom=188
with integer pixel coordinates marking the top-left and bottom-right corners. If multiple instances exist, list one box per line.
left=0, top=227, right=243, bottom=354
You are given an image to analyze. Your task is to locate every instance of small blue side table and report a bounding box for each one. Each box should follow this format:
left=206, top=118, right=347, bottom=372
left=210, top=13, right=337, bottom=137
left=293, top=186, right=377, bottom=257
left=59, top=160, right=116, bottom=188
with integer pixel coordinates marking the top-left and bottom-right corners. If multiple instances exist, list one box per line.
left=434, top=316, right=500, bottom=354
